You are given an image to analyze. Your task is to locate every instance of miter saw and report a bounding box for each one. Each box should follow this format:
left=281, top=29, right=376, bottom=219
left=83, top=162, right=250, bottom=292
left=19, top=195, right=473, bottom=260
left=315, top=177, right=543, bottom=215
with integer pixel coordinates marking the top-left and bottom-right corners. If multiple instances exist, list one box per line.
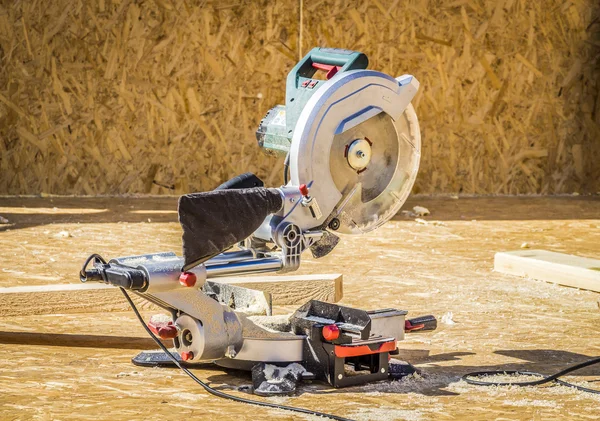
left=80, top=48, right=434, bottom=396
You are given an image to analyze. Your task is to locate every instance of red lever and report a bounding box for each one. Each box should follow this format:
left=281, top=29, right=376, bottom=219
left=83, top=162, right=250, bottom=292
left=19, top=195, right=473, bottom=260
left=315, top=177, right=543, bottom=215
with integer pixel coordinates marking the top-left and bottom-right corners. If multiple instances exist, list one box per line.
left=299, top=184, right=309, bottom=196
left=147, top=318, right=178, bottom=339
left=311, top=63, right=341, bottom=79
left=405, top=320, right=425, bottom=332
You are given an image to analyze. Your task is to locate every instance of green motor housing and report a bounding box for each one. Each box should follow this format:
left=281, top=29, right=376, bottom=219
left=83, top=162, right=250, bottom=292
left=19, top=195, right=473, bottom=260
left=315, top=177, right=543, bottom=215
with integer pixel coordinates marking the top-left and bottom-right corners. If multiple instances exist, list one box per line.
left=256, top=47, right=368, bottom=157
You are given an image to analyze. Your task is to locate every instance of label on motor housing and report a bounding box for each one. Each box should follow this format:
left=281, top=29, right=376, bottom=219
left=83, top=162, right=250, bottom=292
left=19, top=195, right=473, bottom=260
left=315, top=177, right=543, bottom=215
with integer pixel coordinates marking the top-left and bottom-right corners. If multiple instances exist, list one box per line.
left=256, top=105, right=291, bottom=157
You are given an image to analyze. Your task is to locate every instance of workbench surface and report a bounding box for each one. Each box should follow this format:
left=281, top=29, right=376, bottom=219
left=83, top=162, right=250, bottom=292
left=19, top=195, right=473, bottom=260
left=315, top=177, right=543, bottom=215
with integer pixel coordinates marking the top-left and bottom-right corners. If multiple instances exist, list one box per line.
left=1, top=196, right=598, bottom=420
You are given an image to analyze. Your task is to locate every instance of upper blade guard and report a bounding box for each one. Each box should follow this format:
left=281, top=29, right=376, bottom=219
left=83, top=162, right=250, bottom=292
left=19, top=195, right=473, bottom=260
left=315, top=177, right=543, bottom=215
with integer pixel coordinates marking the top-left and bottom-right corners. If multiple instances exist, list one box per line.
left=178, top=188, right=283, bottom=271
left=288, top=70, right=421, bottom=234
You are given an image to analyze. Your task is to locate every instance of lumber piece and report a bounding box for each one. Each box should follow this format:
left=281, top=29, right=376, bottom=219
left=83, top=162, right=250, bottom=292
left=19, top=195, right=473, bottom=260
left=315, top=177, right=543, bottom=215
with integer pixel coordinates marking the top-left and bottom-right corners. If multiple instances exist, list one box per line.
left=494, top=250, right=600, bottom=293
left=214, top=273, right=343, bottom=305
left=0, top=331, right=166, bottom=350
left=0, top=274, right=343, bottom=317
left=0, top=283, right=158, bottom=317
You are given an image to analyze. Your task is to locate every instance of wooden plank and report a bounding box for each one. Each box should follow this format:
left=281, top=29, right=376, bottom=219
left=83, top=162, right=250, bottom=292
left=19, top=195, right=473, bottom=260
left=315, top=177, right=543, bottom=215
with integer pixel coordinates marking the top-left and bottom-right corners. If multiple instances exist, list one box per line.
left=0, top=274, right=343, bottom=317
left=215, top=273, right=343, bottom=305
left=0, top=283, right=158, bottom=317
left=494, top=250, right=600, bottom=292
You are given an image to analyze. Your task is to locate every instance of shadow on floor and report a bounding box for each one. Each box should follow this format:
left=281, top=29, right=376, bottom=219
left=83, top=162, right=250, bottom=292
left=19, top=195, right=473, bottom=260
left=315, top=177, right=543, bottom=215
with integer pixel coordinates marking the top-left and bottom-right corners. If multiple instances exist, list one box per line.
left=204, top=348, right=600, bottom=397
left=2, top=329, right=597, bottom=397
left=395, top=196, right=600, bottom=222
left=0, top=196, right=599, bottom=233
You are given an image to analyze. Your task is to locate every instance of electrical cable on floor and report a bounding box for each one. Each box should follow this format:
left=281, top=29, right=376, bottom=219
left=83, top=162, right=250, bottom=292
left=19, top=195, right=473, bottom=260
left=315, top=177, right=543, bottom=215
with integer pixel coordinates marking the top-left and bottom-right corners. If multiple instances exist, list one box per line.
left=119, top=287, right=355, bottom=421
left=462, top=358, right=600, bottom=394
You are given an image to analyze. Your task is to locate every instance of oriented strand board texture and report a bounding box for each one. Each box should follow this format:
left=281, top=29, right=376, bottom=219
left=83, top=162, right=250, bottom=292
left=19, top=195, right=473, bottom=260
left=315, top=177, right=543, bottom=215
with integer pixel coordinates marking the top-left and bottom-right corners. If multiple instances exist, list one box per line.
left=1, top=196, right=600, bottom=420
left=0, top=0, right=598, bottom=195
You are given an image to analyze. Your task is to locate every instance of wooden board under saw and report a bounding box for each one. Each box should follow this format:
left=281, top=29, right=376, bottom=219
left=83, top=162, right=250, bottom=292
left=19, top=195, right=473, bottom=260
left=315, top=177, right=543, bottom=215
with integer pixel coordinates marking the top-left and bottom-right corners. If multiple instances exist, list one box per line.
left=0, top=273, right=343, bottom=317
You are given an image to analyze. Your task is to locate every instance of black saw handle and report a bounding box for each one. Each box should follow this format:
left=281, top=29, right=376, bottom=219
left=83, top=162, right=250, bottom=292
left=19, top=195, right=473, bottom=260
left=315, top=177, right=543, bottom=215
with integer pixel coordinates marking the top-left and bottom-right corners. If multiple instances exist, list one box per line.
left=80, top=254, right=148, bottom=291
left=405, top=315, right=437, bottom=332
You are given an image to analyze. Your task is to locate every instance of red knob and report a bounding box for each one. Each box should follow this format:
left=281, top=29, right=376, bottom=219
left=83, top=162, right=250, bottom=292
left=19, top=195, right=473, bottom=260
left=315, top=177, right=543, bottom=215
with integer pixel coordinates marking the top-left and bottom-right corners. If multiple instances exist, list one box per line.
left=299, top=184, right=309, bottom=196
left=179, top=272, right=197, bottom=287
left=181, top=351, right=194, bottom=361
left=322, top=324, right=340, bottom=341
left=147, top=318, right=178, bottom=339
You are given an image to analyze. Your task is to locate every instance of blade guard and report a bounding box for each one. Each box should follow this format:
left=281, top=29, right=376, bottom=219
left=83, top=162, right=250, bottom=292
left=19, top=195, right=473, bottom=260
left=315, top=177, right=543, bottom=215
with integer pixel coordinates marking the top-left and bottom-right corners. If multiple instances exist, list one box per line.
left=287, top=70, right=421, bottom=234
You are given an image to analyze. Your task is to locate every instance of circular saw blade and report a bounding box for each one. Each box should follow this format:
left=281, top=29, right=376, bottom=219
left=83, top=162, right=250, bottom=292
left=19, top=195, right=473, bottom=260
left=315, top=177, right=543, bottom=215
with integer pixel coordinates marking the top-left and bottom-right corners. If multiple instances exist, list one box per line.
left=330, top=105, right=420, bottom=234
left=289, top=70, right=421, bottom=234
left=329, top=112, right=399, bottom=204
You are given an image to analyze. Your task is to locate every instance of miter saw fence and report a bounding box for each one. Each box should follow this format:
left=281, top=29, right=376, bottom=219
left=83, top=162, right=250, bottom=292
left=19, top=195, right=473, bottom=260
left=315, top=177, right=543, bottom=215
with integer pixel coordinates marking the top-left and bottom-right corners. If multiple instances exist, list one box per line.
left=80, top=47, right=428, bottom=401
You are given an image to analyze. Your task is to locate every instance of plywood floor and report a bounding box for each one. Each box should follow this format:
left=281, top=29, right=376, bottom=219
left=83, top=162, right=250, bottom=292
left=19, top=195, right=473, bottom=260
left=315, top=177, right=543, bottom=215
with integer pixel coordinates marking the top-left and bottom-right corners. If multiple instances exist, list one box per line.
left=0, top=196, right=599, bottom=420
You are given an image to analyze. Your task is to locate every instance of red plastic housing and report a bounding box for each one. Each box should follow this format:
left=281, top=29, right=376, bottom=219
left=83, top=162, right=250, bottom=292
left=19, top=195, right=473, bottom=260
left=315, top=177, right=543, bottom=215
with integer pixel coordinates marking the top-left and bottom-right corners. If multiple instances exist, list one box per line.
left=334, top=341, right=396, bottom=358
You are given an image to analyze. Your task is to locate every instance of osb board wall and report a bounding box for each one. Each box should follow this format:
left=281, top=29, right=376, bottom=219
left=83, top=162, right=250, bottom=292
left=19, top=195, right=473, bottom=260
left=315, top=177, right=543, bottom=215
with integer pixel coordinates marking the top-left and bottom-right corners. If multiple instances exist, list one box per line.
left=0, top=0, right=598, bottom=195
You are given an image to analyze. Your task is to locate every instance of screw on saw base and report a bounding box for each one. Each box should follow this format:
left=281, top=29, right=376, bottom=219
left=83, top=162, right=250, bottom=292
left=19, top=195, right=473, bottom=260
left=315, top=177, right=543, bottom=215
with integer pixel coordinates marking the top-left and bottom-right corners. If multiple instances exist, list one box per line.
left=328, top=218, right=340, bottom=231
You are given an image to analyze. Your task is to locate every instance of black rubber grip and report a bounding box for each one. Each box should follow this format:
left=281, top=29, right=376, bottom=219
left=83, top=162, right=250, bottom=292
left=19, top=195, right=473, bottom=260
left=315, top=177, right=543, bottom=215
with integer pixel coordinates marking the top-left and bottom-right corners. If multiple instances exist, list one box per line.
left=83, top=268, right=104, bottom=282
left=85, top=264, right=148, bottom=291
left=103, top=266, right=148, bottom=291
left=407, top=315, right=437, bottom=332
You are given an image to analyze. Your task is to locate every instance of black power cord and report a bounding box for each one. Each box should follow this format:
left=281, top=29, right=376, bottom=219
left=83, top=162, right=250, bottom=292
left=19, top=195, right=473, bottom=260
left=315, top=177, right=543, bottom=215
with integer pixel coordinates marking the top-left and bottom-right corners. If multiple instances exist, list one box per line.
left=283, top=151, right=290, bottom=185
left=462, top=358, right=600, bottom=394
left=79, top=253, right=107, bottom=281
left=118, top=287, right=355, bottom=421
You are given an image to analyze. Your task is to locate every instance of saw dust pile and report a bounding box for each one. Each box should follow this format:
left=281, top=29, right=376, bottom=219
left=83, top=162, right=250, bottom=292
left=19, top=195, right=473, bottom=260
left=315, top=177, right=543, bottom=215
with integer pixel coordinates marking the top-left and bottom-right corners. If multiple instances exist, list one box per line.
left=0, top=0, right=598, bottom=195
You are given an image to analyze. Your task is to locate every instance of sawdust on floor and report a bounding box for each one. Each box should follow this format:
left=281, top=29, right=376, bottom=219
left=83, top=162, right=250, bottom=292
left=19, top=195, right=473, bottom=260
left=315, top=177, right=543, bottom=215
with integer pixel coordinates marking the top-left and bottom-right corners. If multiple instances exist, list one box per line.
left=0, top=196, right=599, bottom=420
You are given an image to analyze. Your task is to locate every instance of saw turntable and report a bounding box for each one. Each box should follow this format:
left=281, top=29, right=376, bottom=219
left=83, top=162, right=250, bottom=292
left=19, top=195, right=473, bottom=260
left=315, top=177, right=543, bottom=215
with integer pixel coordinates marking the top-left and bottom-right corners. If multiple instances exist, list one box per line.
left=80, top=48, right=434, bottom=397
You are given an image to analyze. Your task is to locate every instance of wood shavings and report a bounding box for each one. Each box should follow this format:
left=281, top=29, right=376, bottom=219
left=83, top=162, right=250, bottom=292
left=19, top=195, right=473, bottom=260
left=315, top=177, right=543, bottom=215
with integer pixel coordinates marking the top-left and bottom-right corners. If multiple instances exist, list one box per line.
left=0, top=1, right=598, bottom=195
left=415, top=218, right=446, bottom=226
left=412, top=206, right=430, bottom=216
left=440, top=311, right=456, bottom=325
left=403, top=206, right=431, bottom=217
